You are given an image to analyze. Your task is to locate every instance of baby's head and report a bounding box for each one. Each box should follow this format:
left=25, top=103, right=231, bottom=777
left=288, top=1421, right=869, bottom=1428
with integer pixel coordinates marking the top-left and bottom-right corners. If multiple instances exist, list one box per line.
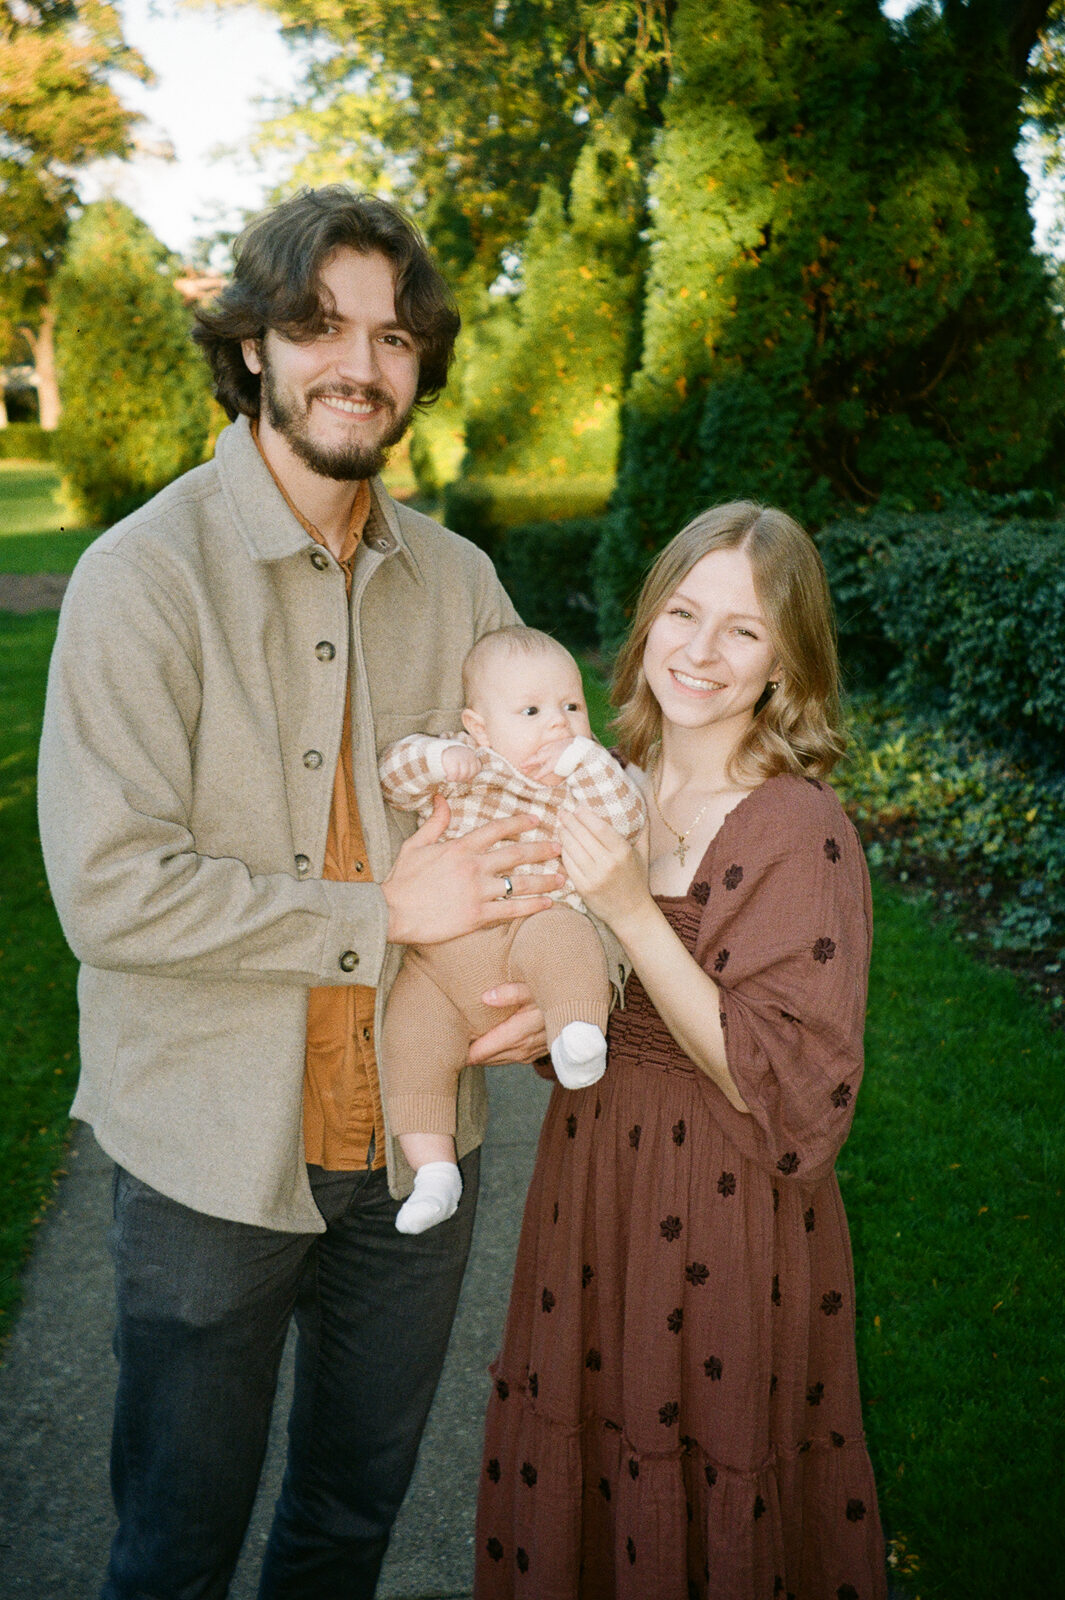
left=461, top=627, right=592, bottom=786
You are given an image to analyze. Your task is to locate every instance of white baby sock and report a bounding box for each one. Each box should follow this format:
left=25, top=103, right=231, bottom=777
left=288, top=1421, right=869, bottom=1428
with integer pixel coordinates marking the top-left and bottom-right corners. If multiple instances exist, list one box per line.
left=550, top=1021, right=608, bottom=1090
left=395, top=1161, right=463, bottom=1235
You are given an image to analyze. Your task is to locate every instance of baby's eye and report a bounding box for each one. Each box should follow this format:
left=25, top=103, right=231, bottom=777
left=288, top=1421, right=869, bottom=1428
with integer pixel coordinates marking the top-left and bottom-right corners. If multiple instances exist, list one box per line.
left=520, top=705, right=540, bottom=717
left=564, top=702, right=582, bottom=713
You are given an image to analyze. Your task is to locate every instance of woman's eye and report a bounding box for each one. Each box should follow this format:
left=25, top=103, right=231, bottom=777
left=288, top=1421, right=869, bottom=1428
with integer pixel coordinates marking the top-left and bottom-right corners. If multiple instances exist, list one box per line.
left=668, top=607, right=693, bottom=620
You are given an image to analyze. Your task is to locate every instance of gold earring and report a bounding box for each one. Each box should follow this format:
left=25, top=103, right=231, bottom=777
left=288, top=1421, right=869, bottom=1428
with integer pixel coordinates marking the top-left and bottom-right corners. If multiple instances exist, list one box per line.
left=767, top=680, right=779, bottom=691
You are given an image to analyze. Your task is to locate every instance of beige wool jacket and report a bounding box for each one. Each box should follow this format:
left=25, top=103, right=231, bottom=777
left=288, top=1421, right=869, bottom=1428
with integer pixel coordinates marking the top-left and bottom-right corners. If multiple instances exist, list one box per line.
left=38, top=415, right=527, bottom=1231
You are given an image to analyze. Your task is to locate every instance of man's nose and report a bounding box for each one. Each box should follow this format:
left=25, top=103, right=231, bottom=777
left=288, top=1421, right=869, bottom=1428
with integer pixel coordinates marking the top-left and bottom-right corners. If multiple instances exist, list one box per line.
left=333, top=332, right=380, bottom=384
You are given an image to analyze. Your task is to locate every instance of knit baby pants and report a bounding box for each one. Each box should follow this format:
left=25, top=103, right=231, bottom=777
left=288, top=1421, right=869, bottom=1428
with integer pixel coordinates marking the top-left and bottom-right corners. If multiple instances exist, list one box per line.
left=384, top=906, right=610, bottom=1136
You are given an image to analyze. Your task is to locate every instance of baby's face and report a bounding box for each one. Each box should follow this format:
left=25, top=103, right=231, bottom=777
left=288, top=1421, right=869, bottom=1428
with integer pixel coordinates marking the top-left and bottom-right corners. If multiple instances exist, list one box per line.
left=464, top=652, right=592, bottom=785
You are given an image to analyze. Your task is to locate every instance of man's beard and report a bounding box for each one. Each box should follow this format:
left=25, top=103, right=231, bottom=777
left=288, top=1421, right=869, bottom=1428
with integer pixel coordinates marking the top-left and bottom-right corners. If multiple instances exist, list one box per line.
left=259, top=354, right=414, bottom=481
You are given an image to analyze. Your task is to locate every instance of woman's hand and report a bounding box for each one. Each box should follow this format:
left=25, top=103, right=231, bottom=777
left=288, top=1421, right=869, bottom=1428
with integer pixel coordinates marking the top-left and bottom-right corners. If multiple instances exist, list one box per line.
left=558, top=806, right=651, bottom=934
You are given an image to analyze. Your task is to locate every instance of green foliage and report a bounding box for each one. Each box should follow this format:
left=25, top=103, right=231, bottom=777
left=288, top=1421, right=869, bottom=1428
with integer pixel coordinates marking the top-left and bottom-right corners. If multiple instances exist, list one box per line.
left=817, top=510, right=1065, bottom=766
left=494, top=516, right=603, bottom=652
left=603, top=0, right=1065, bottom=635
left=836, top=693, right=1065, bottom=964
left=52, top=201, right=211, bottom=525
left=444, top=473, right=614, bottom=560
left=462, top=104, right=644, bottom=481
left=0, top=423, right=51, bottom=461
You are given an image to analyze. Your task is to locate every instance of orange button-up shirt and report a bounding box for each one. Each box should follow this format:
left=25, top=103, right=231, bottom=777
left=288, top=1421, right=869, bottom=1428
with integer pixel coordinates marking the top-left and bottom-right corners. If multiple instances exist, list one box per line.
left=253, top=430, right=385, bottom=1171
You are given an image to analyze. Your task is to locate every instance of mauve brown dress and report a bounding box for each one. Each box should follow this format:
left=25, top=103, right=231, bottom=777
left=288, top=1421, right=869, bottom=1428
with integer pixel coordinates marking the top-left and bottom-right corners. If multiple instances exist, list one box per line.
left=475, top=774, right=887, bottom=1600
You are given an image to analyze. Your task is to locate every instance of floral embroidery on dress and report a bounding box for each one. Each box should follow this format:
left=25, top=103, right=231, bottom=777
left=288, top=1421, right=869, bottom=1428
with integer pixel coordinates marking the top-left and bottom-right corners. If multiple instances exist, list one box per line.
left=813, top=936, right=837, bottom=963
left=713, top=948, right=730, bottom=972
left=824, top=837, right=841, bottom=862
left=717, top=1171, right=736, bottom=1197
left=777, top=1151, right=800, bottom=1175
left=541, top=1288, right=556, bottom=1313
left=724, top=864, right=744, bottom=890
left=686, top=1261, right=709, bottom=1286
left=821, top=1290, right=844, bottom=1315
left=629, top=1125, right=641, bottom=1149
left=832, top=1081, right=853, bottom=1108
left=516, top=1548, right=529, bottom=1573
left=692, top=880, right=710, bottom=905
left=658, top=1401, right=679, bottom=1426
left=667, top=1307, right=684, bottom=1333
left=704, top=1356, right=723, bottom=1380
left=846, top=1499, right=867, bottom=1521
left=520, top=1461, right=537, bottom=1486
left=660, top=1215, right=683, bottom=1240
left=807, top=1381, right=824, bottom=1405
left=486, top=1536, right=504, bottom=1561
left=672, top=1119, right=687, bottom=1145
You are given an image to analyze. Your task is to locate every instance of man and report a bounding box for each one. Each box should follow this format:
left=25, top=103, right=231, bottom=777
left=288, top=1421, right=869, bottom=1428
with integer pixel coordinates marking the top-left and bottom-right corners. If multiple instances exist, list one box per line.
left=37, top=188, right=576, bottom=1600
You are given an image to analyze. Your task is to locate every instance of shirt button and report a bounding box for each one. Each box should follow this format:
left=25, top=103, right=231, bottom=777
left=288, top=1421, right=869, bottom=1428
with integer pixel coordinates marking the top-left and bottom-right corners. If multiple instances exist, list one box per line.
left=339, top=950, right=359, bottom=972
left=370, top=534, right=394, bottom=552
left=354, top=860, right=364, bottom=874
left=315, top=640, right=336, bottom=661
left=294, top=854, right=310, bottom=876
left=310, top=550, right=329, bottom=571
left=362, top=1026, right=371, bottom=1042
left=303, top=750, right=324, bottom=769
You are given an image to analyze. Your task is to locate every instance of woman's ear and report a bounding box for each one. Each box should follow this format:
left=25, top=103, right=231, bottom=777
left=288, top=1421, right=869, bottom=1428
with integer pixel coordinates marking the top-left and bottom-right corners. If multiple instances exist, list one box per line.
left=461, top=708, right=489, bottom=745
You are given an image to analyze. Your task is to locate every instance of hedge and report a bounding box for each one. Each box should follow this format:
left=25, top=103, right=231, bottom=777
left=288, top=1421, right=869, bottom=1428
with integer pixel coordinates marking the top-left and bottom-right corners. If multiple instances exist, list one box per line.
left=817, top=511, right=1065, bottom=768
left=443, top=474, right=614, bottom=561
left=0, top=423, right=52, bottom=461
left=493, top=516, right=603, bottom=653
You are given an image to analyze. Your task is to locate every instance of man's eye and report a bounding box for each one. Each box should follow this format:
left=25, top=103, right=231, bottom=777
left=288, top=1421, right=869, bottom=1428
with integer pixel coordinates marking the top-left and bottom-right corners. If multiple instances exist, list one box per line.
left=381, top=332, right=412, bottom=348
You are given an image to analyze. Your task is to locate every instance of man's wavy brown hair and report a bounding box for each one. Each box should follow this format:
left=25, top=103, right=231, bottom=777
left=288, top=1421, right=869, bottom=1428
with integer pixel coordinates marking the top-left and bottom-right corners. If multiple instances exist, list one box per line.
left=192, top=187, right=460, bottom=419
left=611, top=501, right=846, bottom=783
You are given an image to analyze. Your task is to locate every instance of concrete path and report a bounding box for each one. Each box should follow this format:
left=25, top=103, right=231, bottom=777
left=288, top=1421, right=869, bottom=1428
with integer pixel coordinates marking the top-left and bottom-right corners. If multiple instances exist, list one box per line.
left=0, top=1067, right=551, bottom=1600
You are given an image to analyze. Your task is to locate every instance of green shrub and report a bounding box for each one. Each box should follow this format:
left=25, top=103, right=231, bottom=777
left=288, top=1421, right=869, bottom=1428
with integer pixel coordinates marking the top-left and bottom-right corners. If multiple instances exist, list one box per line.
left=53, top=200, right=211, bottom=525
left=494, top=517, right=603, bottom=652
left=602, top=0, right=1065, bottom=632
left=0, top=423, right=52, bottom=462
left=817, top=511, right=1065, bottom=766
left=444, top=475, right=615, bottom=561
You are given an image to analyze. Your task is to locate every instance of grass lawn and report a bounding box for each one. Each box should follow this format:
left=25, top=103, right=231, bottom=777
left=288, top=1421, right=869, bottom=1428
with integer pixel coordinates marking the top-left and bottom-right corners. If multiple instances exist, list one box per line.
left=0, top=460, right=98, bottom=571
left=1, top=623, right=1062, bottom=1595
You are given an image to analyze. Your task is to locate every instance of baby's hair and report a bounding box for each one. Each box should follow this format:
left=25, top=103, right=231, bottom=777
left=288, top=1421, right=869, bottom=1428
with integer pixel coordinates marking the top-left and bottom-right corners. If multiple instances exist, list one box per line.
left=462, top=626, right=576, bottom=709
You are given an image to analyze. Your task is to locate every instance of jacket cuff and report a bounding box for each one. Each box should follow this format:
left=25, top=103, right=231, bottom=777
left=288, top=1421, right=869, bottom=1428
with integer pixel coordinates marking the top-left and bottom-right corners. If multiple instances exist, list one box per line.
left=319, top=879, right=391, bottom=988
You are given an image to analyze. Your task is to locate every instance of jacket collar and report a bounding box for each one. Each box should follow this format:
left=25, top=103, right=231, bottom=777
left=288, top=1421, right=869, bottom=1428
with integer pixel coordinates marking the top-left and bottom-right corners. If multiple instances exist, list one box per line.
left=215, top=414, right=420, bottom=580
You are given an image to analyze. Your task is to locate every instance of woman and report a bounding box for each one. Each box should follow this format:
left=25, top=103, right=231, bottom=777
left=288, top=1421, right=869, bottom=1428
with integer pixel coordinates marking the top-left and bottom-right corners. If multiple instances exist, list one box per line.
left=475, top=503, right=887, bottom=1600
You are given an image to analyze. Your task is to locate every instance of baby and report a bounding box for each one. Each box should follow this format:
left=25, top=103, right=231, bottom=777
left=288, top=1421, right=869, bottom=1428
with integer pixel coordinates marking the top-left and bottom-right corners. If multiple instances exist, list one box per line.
left=379, top=626, right=646, bottom=1234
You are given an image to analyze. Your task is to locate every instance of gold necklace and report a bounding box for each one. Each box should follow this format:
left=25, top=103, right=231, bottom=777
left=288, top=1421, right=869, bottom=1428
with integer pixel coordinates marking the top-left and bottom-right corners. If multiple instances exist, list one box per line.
left=651, top=774, right=715, bottom=867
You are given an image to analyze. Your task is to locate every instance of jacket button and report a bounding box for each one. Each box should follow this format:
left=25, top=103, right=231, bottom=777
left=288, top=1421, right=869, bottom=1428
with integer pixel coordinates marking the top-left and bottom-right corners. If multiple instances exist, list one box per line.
left=303, top=750, right=323, bottom=769
left=310, top=550, right=329, bottom=570
left=339, top=950, right=359, bottom=972
left=294, top=854, right=310, bottom=876
left=369, top=534, right=394, bottom=552
left=315, top=640, right=336, bottom=661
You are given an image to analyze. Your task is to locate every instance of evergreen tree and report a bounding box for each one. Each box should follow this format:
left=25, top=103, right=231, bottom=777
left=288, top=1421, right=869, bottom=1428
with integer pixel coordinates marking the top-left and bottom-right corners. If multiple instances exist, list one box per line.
left=53, top=201, right=211, bottom=523
left=462, top=101, right=645, bottom=482
left=599, top=0, right=1064, bottom=645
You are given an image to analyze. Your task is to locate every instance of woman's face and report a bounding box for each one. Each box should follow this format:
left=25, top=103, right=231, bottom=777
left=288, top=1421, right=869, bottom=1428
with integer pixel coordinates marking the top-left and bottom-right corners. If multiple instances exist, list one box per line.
left=642, top=546, right=779, bottom=739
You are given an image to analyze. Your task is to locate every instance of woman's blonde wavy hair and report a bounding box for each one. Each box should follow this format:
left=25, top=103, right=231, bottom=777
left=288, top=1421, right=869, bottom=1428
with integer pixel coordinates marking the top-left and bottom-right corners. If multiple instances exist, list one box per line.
left=610, top=501, right=846, bottom=783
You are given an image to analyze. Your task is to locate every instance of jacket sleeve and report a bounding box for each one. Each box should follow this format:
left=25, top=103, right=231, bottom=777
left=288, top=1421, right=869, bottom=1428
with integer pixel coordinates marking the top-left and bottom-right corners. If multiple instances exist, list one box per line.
left=378, top=734, right=469, bottom=811
left=693, top=783, right=873, bottom=1181
left=559, top=738, right=647, bottom=843
left=37, top=551, right=389, bottom=987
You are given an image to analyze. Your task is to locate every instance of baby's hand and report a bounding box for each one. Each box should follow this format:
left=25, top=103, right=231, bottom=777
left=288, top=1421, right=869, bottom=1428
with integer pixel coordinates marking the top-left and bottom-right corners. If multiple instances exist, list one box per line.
left=441, top=745, right=482, bottom=783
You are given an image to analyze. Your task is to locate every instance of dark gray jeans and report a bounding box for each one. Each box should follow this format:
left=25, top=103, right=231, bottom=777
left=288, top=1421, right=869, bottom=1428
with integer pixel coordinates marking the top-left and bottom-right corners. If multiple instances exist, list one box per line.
left=101, top=1150, right=480, bottom=1600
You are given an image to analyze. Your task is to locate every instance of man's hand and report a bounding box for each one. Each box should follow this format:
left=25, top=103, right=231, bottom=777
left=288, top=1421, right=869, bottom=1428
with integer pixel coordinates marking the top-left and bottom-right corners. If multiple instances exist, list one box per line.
left=467, top=983, right=548, bottom=1065
left=381, top=797, right=563, bottom=945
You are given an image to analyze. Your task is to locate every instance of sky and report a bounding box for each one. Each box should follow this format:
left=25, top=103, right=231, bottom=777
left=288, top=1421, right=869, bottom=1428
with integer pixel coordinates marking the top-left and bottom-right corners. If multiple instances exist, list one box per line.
left=83, top=0, right=1063, bottom=265
left=80, top=0, right=306, bottom=260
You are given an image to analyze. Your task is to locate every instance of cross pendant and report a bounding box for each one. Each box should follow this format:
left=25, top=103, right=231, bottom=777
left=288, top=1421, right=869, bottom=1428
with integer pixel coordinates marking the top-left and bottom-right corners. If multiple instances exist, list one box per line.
left=674, top=838, right=688, bottom=866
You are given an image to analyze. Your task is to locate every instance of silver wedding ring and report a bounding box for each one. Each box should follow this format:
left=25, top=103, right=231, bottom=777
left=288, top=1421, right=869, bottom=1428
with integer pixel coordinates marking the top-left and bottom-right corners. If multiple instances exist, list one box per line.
left=501, top=875, right=514, bottom=899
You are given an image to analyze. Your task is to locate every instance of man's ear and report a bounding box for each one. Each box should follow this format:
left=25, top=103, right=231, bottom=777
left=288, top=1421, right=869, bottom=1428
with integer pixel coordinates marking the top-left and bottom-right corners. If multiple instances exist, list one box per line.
left=241, top=337, right=263, bottom=376
left=461, top=708, right=489, bottom=746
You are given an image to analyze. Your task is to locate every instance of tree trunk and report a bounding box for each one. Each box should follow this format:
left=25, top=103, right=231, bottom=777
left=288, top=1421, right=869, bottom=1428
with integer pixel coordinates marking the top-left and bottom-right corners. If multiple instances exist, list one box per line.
left=19, top=304, right=62, bottom=429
